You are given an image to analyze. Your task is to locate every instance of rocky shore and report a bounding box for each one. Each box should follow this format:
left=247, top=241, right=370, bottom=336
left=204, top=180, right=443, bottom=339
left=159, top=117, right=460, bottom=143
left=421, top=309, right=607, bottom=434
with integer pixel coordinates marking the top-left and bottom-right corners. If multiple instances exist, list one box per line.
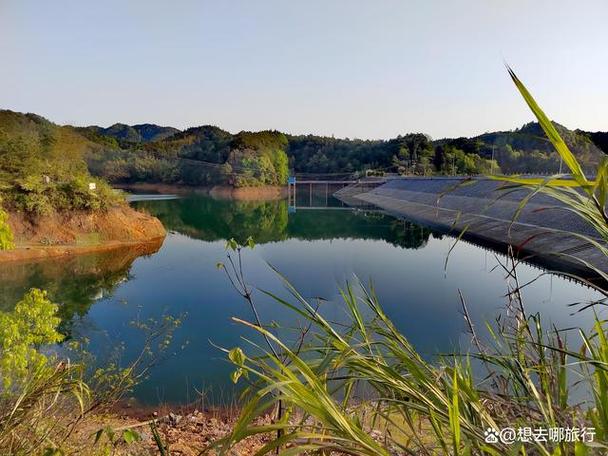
left=84, top=408, right=273, bottom=455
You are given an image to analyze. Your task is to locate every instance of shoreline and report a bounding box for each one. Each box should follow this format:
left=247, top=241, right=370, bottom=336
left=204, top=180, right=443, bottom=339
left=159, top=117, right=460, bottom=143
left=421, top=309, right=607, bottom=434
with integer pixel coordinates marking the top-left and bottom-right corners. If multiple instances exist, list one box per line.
left=111, top=397, right=241, bottom=423
left=117, top=182, right=287, bottom=201
left=0, top=237, right=165, bottom=264
left=344, top=177, right=608, bottom=289
left=0, top=204, right=166, bottom=264
left=90, top=404, right=271, bottom=455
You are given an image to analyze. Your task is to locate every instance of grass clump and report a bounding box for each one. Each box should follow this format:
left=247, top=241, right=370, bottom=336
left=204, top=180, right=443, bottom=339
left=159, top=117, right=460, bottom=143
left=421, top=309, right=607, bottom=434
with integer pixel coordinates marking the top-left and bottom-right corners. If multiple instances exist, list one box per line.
left=495, top=68, right=608, bottom=285
left=211, top=268, right=607, bottom=455
left=5, top=173, right=121, bottom=216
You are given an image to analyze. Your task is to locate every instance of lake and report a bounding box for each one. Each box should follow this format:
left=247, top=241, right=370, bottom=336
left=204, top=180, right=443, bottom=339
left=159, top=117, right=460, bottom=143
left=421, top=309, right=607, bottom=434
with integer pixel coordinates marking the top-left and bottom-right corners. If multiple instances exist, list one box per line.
left=0, top=192, right=603, bottom=406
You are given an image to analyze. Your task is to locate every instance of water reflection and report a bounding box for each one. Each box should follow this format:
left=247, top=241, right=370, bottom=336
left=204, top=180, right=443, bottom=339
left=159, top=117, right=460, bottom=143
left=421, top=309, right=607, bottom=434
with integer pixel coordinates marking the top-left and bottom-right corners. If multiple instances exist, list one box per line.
left=0, top=240, right=162, bottom=333
left=0, top=193, right=602, bottom=405
left=134, top=195, right=436, bottom=249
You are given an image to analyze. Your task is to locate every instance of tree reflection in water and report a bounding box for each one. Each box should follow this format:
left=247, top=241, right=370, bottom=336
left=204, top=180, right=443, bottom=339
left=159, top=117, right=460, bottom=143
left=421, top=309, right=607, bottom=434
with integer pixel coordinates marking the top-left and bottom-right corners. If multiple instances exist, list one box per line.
left=133, top=194, right=438, bottom=249
left=0, top=194, right=438, bottom=335
left=0, top=240, right=162, bottom=333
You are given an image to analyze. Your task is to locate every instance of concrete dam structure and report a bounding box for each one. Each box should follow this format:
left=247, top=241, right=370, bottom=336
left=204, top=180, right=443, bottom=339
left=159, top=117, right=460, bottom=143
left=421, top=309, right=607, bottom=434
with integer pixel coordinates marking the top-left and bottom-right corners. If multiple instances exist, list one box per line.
left=335, top=177, right=607, bottom=289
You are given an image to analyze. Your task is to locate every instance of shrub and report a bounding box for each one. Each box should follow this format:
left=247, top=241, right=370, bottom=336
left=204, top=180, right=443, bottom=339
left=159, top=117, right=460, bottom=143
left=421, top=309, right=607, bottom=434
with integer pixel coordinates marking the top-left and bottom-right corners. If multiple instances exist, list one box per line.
left=2, top=174, right=122, bottom=215
left=0, top=289, right=63, bottom=389
left=0, top=288, right=181, bottom=455
left=227, top=147, right=289, bottom=187
left=0, top=197, right=13, bottom=250
left=0, top=289, right=83, bottom=454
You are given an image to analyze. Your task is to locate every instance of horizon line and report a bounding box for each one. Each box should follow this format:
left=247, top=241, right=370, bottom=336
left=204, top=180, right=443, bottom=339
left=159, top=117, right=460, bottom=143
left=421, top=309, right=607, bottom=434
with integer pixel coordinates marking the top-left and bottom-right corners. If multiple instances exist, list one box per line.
left=1, top=106, right=603, bottom=143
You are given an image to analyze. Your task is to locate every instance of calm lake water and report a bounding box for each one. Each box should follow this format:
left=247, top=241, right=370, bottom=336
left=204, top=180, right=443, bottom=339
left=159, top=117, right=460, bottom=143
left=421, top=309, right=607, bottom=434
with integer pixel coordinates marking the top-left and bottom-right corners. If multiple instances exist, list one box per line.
left=0, top=192, right=604, bottom=405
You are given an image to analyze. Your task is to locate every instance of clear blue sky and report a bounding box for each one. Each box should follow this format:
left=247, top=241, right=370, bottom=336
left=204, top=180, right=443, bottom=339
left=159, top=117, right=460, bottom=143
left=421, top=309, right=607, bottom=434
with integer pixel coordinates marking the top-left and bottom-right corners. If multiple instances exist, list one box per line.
left=1, top=0, right=606, bottom=139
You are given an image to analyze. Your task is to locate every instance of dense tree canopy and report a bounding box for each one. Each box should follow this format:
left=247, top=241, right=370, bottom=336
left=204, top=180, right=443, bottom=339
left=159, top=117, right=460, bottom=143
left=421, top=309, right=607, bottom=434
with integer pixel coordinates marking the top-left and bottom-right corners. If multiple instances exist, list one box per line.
left=1, top=110, right=606, bottom=191
left=228, top=131, right=289, bottom=187
left=86, top=127, right=290, bottom=187
left=0, top=110, right=120, bottom=215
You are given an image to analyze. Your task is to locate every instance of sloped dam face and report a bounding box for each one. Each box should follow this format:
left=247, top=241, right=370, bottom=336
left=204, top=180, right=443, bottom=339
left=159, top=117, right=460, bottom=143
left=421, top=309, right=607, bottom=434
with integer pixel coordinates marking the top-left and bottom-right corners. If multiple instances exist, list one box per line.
left=341, top=177, right=607, bottom=285
left=0, top=191, right=604, bottom=405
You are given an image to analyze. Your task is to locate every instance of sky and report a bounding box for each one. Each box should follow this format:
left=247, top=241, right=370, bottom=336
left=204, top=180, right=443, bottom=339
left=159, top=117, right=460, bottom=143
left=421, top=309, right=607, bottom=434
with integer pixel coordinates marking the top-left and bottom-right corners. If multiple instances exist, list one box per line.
left=1, top=0, right=607, bottom=139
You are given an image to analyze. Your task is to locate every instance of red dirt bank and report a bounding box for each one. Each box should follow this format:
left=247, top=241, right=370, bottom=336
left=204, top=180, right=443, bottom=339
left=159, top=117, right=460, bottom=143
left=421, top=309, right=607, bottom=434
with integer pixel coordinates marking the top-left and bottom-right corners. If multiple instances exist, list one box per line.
left=0, top=204, right=166, bottom=263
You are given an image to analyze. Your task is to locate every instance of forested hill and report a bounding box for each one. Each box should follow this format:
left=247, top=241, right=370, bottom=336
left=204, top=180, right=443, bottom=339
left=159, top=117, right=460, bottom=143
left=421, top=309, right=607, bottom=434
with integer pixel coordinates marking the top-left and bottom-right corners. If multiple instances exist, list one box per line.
left=86, top=124, right=290, bottom=187
left=77, top=123, right=179, bottom=144
left=1, top=109, right=606, bottom=190
left=434, top=122, right=605, bottom=174
left=85, top=118, right=605, bottom=184
left=0, top=110, right=119, bottom=215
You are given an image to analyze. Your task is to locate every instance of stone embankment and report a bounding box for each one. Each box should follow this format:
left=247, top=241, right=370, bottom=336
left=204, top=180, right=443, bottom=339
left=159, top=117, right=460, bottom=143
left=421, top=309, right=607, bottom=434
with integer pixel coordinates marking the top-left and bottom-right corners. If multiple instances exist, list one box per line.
left=337, top=177, right=607, bottom=286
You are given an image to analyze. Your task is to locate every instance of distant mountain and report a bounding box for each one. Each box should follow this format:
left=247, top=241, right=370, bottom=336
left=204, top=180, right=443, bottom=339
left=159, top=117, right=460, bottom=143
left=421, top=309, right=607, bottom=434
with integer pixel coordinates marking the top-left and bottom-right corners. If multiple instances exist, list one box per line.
left=84, top=123, right=179, bottom=144
left=475, top=122, right=602, bottom=157
left=132, top=124, right=180, bottom=142
left=434, top=122, right=605, bottom=174
left=102, top=123, right=141, bottom=143
left=94, top=119, right=605, bottom=181
left=156, top=125, right=233, bottom=160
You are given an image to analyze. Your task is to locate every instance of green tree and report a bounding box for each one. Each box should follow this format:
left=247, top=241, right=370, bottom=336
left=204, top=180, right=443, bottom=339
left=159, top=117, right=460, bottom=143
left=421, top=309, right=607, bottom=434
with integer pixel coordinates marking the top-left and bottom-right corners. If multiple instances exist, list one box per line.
left=227, top=131, right=289, bottom=186
left=0, top=197, right=13, bottom=250
left=0, top=289, right=63, bottom=389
